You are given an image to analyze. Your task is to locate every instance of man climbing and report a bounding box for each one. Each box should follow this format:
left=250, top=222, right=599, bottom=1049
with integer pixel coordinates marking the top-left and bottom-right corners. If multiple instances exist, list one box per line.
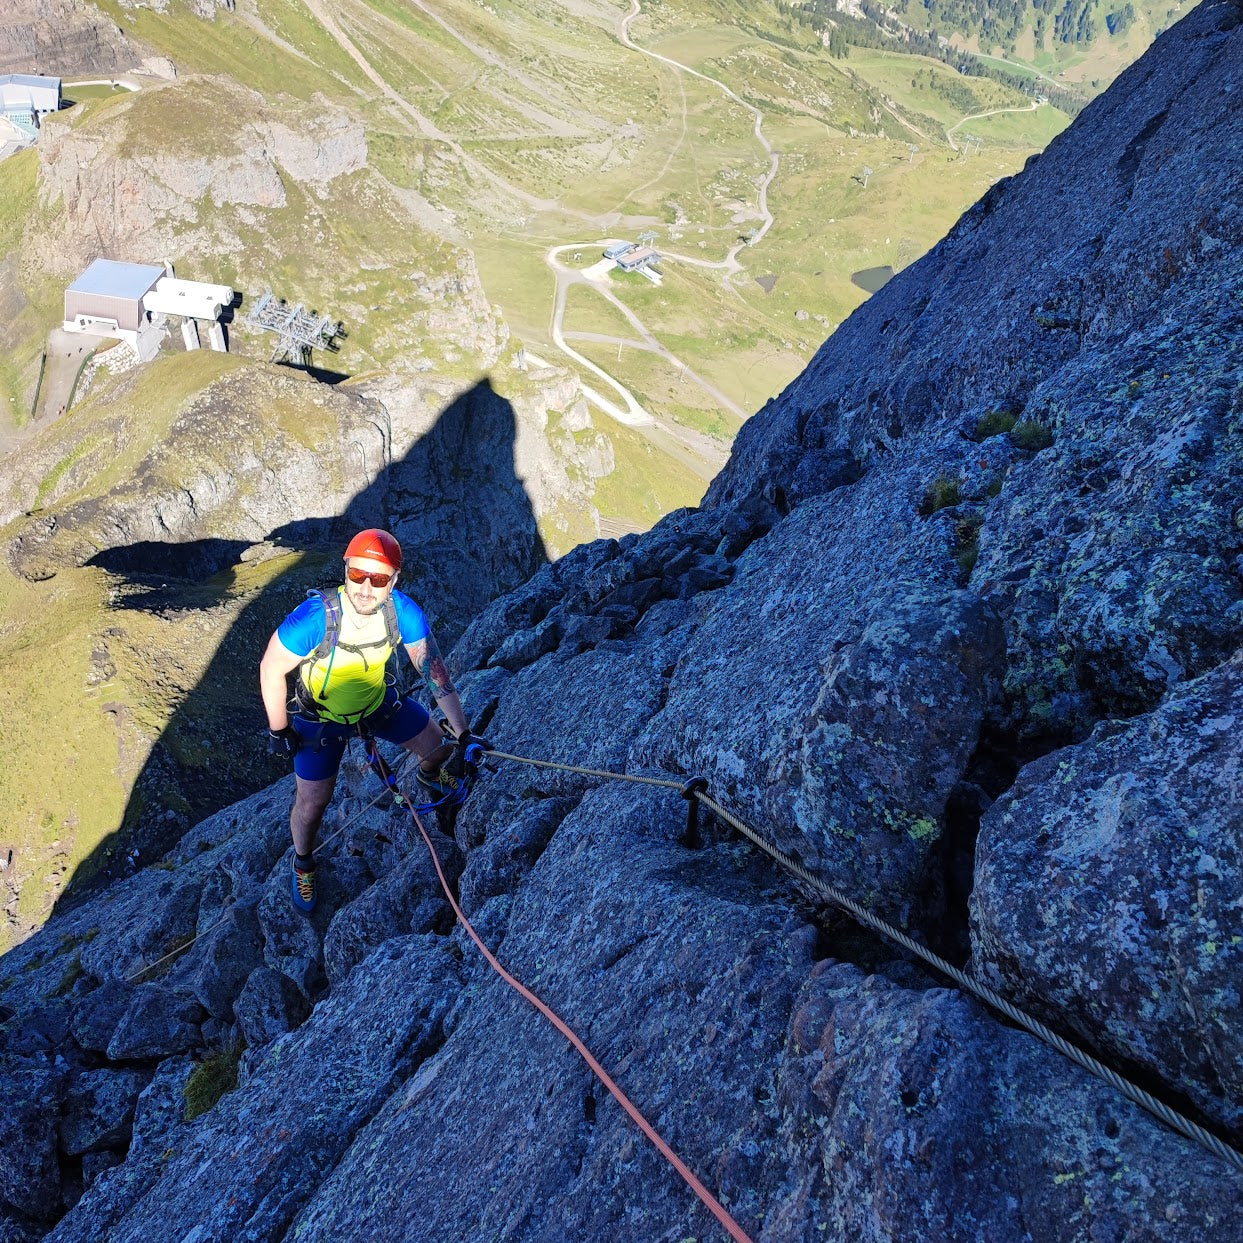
left=259, top=528, right=471, bottom=913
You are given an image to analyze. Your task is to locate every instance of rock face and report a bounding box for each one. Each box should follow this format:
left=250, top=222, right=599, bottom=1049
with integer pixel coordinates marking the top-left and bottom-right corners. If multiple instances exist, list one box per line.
left=0, top=1, right=136, bottom=78
left=1, top=3, right=1242, bottom=1241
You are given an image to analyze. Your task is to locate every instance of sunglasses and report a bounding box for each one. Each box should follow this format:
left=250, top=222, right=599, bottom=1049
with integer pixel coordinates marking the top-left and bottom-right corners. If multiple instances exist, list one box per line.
left=346, top=566, right=394, bottom=588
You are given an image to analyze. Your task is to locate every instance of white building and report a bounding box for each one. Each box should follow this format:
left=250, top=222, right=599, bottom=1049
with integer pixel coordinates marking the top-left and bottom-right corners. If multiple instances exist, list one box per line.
left=64, top=259, right=235, bottom=361
left=0, top=74, right=61, bottom=137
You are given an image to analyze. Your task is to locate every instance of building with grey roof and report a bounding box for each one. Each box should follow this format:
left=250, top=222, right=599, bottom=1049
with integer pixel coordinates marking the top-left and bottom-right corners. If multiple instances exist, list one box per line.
left=64, top=259, right=236, bottom=360
left=0, top=75, right=61, bottom=137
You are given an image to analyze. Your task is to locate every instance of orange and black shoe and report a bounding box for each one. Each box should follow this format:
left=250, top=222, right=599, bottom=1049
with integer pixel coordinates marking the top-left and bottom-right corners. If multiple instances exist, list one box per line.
left=290, top=855, right=317, bottom=914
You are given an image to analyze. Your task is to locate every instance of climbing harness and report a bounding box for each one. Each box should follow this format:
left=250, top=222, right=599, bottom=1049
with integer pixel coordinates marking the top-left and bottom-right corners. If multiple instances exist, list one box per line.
left=357, top=725, right=483, bottom=816
left=484, top=748, right=1243, bottom=1178
left=295, top=588, right=406, bottom=722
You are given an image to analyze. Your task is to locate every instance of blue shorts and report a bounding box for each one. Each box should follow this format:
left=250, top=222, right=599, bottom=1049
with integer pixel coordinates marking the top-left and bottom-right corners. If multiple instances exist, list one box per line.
left=291, top=690, right=430, bottom=781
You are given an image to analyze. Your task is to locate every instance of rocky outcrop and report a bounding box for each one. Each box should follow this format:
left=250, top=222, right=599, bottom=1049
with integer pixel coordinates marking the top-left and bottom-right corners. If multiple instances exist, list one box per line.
left=0, top=2, right=135, bottom=78
left=29, top=77, right=368, bottom=286
left=971, top=651, right=1243, bottom=1134
left=1, top=3, right=1241, bottom=1241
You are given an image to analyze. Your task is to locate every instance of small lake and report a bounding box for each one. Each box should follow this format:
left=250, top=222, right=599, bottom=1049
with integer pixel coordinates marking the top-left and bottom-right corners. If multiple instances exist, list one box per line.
left=850, top=265, right=895, bottom=294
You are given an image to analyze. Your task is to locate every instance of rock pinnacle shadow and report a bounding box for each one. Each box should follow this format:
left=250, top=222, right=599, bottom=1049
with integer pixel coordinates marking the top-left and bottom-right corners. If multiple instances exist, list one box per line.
left=48, top=377, right=546, bottom=915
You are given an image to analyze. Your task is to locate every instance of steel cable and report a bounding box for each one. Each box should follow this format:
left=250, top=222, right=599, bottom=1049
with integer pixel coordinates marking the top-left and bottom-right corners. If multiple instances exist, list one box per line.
left=489, top=749, right=1243, bottom=1176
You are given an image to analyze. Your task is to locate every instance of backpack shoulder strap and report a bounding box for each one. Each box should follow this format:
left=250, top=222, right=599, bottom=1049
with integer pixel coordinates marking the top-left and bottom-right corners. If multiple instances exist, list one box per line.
left=381, top=596, right=403, bottom=653
left=308, top=588, right=342, bottom=661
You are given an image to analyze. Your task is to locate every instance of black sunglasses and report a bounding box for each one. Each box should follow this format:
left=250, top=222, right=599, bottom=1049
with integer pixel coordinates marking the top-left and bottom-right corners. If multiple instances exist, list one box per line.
left=346, top=567, right=394, bottom=588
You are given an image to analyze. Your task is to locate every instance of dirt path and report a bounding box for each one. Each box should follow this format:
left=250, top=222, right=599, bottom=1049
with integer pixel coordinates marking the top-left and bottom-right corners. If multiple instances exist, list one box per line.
left=303, top=0, right=598, bottom=222
left=302, top=0, right=750, bottom=469
left=946, top=100, right=1042, bottom=150
left=618, top=0, right=779, bottom=273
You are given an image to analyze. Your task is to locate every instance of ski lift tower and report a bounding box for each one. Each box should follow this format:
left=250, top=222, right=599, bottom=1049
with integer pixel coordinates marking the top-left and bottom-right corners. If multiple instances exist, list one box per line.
left=246, top=290, right=342, bottom=366
left=638, top=229, right=659, bottom=247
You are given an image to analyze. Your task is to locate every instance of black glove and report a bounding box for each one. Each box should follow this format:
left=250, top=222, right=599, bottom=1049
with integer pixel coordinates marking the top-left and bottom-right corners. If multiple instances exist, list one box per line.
left=268, top=725, right=301, bottom=758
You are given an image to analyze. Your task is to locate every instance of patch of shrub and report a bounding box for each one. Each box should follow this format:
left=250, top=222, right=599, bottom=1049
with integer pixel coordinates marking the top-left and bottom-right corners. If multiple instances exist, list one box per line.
left=184, top=1042, right=245, bottom=1121
left=955, top=514, right=983, bottom=579
left=922, top=474, right=962, bottom=514
left=51, top=954, right=85, bottom=997
left=1011, top=420, right=1054, bottom=451
left=976, top=409, right=1018, bottom=438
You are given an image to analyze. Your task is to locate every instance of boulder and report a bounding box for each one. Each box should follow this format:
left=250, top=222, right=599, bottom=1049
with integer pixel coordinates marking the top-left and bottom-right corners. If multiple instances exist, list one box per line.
left=60, top=1068, right=152, bottom=1156
left=458, top=796, right=574, bottom=916
left=70, top=980, right=135, bottom=1055
left=233, top=967, right=311, bottom=1050
left=189, top=902, right=264, bottom=1021
left=256, top=852, right=371, bottom=999
left=747, top=961, right=1243, bottom=1241
left=48, top=937, right=462, bottom=1243
left=323, top=839, right=462, bottom=986
left=971, top=652, right=1243, bottom=1133
left=107, top=986, right=206, bottom=1061
left=0, top=1067, right=61, bottom=1221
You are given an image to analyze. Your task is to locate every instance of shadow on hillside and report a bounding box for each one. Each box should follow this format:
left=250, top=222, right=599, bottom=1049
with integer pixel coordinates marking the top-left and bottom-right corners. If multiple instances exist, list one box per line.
left=51, top=377, right=546, bottom=911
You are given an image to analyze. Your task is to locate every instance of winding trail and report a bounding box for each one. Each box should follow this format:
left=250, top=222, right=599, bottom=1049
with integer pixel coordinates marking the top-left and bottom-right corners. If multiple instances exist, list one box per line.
left=946, top=100, right=1043, bottom=150
left=544, top=242, right=745, bottom=452
left=299, top=0, right=769, bottom=466
left=618, top=0, right=779, bottom=273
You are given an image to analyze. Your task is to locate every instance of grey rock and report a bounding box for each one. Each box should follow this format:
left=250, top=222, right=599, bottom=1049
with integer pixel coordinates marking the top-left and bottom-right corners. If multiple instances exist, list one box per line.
left=323, top=840, right=462, bottom=986
left=971, top=652, right=1243, bottom=1133
left=487, top=614, right=562, bottom=672
left=678, top=554, right=735, bottom=597
left=233, top=967, right=311, bottom=1049
left=0, top=1209, right=43, bottom=1243
left=47, top=1058, right=197, bottom=1240
left=598, top=575, right=663, bottom=614
left=0, top=1068, right=60, bottom=1221
left=5, top=996, right=72, bottom=1055
left=450, top=556, right=574, bottom=675
left=50, top=937, right=461, bottom=1243
left=80, top=1151, right=124, bottom=1191
left=189, top=901, right=264, bottom=1021
left=747, top=962, right=1243, bottom=1242
left=290, top=784, right=820, bottom=1243
left=60, top=1068, right=151, bottom=1156
left=128, top=1056, right=196, bottom=1163
left=640, top=494, right=1005, bottom=923
left=69, top=979, right=134, bottom=1054
left=106, top=985, right=206, bottom=1061
left=255, top=850, right=372, bottom=999
left=458, top=796, right=574, bottom=915
left=559, top=611, right=617, bottom=651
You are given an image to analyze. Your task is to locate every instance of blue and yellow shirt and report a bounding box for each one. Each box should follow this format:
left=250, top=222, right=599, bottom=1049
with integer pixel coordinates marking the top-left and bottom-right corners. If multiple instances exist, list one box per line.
left=278, top=587, right=430, bottom=723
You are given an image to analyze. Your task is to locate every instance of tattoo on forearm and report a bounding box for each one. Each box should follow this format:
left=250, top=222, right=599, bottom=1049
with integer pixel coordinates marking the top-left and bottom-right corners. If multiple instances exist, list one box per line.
left=414, top=637, right=457, bottom=700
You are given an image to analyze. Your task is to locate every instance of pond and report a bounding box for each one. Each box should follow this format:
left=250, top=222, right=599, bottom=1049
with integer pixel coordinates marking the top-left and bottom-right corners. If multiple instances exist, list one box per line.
left=850, top=265, right=895, bottom=294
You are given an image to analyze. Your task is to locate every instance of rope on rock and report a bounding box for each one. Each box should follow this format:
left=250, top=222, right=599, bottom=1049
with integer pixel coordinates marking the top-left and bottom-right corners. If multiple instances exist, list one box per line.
left=490, top=749, right=1243, bottom=1177
left=396, top=777, right=755, bottom=1243
left=124, top=773, right=393, bottom=984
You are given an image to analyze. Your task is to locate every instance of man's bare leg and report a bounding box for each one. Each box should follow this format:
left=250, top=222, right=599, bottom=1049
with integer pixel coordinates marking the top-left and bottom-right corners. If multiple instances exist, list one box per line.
left=403, top=718, right=454, bottom=771
left=291, top=774, right=337, bottom=857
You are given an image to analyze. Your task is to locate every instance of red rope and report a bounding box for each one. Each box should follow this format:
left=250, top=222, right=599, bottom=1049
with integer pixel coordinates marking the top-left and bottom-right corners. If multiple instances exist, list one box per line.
left=402, top=790, right=754, bottom=1243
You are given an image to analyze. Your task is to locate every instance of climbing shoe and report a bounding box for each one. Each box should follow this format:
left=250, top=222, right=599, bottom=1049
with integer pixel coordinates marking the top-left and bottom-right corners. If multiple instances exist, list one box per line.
left=290, top=856, right=317, bottom=914
left=415, top=764, right=461, bottom=801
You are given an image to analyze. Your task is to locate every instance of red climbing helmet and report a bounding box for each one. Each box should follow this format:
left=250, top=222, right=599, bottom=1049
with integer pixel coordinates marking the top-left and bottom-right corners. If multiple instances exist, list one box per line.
left=343, top=528, right=402, bottom=571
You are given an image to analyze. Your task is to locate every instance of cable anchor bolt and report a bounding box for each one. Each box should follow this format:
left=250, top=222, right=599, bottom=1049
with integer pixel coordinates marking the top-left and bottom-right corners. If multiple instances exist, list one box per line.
left=679, top=777, right=709, bottom=849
